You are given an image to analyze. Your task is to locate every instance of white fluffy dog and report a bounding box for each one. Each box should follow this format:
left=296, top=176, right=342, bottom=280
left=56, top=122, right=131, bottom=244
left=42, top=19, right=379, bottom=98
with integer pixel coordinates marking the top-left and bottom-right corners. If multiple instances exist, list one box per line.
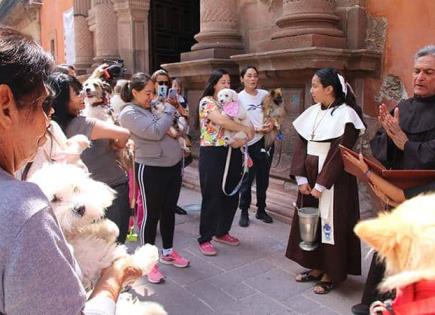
left=217, top=88, right=251, bottom=145
left=29, top=163, right=166, bottom=315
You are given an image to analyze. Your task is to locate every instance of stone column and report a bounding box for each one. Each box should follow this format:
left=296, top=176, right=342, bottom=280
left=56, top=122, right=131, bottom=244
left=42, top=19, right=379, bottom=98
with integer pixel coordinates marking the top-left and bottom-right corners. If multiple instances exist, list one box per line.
left=181, top=0, right=243, bottom=61
left=112, top=0, right=151, bottom=74
left=272, top=0, right=345, bottom=48
left=90, top=0, right=120, bottom=64
left=74, top=0, right=93, bottom=73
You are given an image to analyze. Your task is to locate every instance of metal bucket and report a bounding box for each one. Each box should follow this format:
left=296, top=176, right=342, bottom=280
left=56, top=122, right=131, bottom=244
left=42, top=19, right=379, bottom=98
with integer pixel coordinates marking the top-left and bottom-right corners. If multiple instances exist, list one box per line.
left=298, top=206, right=320, bottom=251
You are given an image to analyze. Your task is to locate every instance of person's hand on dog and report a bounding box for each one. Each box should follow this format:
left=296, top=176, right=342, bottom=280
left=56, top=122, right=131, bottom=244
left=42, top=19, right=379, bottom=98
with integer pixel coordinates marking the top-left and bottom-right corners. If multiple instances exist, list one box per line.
left=257, top=119, right=274, bottom=133
left=166, top=97, right=180, bottom=109
left=112, top=256, right=143, bottom=286
left=298, top=183, right=311, bottom=195
left=91, top=63, right=109, bottom=79
left=244, top=124, right=255, bottom=140
left=230, top=138, right=247, bottom=148
left=113, top=137, right=128, bottom=150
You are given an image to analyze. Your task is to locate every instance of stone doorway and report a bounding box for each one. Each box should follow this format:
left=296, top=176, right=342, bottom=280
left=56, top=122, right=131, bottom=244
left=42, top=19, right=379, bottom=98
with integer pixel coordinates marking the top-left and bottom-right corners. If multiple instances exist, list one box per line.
left=149, top=0, right=200, bottom=72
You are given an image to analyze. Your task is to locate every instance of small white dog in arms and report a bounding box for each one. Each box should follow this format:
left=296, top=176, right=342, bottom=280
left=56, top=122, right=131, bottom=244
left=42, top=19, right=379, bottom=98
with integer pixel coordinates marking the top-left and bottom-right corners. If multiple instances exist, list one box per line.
left=29, top=163, right=166, bottom=315
left=217, top=88, right=251, bottom=145
left=151, top=99, right=190, bottom=152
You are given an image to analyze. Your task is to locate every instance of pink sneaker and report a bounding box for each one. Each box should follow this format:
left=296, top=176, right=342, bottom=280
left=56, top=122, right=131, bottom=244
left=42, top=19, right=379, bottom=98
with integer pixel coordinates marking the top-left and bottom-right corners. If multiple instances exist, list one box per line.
left=199, top=241, right=217, bottom=256
left=147, top=264, right=164, bottom=284
left=160, top=250, right=190, bottom=268
left=213, top=234, right=240, bottom=246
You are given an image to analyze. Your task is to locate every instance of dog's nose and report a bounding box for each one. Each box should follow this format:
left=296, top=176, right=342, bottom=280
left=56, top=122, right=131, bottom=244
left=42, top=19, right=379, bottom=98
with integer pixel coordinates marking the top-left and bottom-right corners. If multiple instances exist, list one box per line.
left=85, top=88, right=91, bottom=93
left=73, top=205, right=85, bottom=217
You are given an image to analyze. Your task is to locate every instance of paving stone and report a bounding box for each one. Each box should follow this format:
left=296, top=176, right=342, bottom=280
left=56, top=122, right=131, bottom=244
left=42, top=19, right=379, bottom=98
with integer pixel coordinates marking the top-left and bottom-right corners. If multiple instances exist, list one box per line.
left=186, top=278, right=237, bottom=311
left=219, top=293, right=297, bottom=315
left=131, top=278, right=214, bottom=315
left=245, top=267, right=315, bottom=301
left=282, top=294, right=323, bottom=314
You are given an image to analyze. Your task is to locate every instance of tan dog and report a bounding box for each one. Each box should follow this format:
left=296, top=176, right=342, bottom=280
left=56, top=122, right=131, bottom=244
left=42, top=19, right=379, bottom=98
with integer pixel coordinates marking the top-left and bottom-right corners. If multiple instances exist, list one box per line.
left=354, top=193, right=435, bottom=314
left=262, top=88, right=286, bottom=149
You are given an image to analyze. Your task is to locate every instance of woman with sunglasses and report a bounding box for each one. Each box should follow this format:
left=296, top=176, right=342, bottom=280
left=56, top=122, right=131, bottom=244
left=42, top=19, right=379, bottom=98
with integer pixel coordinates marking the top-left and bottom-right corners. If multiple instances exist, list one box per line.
left=48, top=72, right=132, bottom=244
left=150, top=69, right=190, bottom=215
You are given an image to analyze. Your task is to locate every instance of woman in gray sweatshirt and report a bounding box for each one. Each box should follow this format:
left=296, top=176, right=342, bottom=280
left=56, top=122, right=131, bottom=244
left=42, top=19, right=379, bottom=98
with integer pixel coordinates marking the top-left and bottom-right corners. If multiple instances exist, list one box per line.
left=118, top=72, right=190, bottom=284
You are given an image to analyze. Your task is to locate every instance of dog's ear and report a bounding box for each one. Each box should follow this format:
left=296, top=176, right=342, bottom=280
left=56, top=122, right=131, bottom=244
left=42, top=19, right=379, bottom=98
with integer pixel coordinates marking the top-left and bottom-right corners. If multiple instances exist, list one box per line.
left=354, top=213, right=413, bottom=271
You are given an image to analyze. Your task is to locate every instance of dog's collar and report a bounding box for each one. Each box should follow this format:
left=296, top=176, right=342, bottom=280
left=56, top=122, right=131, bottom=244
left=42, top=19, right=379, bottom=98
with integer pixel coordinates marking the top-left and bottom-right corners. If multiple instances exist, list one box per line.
left=90, top=99, right=107, bottom=107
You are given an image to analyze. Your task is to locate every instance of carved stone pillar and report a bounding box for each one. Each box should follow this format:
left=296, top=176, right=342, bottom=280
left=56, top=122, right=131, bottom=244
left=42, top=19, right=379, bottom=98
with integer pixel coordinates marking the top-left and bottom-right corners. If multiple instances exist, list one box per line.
left=272, top=0, right=345, bottom=48
left=112, top=0, right=150, bottom=74
left=74, top=0, right=93, bottom=73
left=181, top=0, right=243, bottom=61
left=90, top=0, right=120, bottom=64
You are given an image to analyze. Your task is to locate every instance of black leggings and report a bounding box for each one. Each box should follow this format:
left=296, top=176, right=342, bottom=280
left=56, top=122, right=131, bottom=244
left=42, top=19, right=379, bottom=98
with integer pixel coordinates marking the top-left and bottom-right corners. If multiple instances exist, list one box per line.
left=198, top=146, right=242, bottom=244
left=105, top=182, right=131, bottom=244
left=136, top=161, right=182, bottom=249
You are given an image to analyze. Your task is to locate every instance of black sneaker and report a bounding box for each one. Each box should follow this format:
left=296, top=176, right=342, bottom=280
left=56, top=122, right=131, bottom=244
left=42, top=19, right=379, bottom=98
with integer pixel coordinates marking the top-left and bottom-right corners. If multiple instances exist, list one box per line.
left=175, top=205, right=188, bottom=215
left=256, top=211, right=273, bottom=223
left=351, top=303, right=369, bottom=315
left=239, top=211, right=250, bottom=227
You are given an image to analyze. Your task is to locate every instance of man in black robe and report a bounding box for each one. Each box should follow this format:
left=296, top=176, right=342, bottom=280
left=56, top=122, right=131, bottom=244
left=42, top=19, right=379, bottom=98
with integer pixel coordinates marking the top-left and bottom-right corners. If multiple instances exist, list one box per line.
left=352, top=45, right=435, bottom=315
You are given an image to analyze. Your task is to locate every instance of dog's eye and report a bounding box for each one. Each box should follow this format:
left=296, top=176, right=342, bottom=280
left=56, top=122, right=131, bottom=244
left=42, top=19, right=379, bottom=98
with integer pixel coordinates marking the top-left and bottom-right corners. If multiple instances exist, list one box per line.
left=51, top=195, right=61, bottom=202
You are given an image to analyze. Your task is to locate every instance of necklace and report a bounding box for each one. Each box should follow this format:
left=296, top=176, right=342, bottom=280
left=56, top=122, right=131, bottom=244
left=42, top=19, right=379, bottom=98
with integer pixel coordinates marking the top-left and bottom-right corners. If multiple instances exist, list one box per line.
left=310, top=102, right=333, bottom=140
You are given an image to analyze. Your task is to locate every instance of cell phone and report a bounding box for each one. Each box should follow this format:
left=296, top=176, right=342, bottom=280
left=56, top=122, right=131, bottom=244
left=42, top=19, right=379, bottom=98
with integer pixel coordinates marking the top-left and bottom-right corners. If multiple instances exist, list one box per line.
left=168, top=88, right=178, bottom=99
left=157, top=85, right=168, bottom=98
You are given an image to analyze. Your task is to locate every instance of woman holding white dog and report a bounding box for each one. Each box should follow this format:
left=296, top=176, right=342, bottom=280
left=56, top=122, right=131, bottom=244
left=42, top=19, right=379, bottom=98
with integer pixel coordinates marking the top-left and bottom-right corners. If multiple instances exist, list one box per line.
left=119, top=72, right=190, bottom=284
left=48, top=72, right=132, bottom=244
left=0, top=26, right=143, bottom=315
left=238, top=65, right=275, bottom=227
left=286, top=68, right=365, bottom=294
left=196, top=69, right=255, bottom=256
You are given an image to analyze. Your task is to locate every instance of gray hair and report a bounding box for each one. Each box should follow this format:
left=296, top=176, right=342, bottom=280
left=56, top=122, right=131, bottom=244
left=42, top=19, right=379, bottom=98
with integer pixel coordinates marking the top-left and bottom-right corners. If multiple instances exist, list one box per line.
left=415, top=45, right=435, bottom=60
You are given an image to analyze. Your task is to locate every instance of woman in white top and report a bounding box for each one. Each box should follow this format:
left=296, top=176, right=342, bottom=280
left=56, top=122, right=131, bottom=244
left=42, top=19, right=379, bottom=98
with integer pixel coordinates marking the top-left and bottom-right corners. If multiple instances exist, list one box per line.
left=238, top=66, right=275, bottom=227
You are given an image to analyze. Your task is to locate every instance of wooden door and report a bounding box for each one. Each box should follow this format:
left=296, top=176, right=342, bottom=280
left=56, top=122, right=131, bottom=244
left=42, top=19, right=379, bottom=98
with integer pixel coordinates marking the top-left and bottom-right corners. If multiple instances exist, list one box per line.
left=149, top=0, right=200, bottom=72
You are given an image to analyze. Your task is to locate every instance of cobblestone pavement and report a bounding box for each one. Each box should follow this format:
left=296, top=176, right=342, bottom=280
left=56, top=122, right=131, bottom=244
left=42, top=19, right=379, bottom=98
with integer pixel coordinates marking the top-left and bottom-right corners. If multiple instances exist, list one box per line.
left=125, top=187, right=371, bottom=315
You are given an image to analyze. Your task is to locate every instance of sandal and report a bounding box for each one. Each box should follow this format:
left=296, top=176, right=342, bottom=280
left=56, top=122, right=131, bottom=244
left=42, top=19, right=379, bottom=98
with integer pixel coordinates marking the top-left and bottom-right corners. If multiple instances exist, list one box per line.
left=313, top=281, right=336, bottom=294
left=295, top=270, right=324, bottom=283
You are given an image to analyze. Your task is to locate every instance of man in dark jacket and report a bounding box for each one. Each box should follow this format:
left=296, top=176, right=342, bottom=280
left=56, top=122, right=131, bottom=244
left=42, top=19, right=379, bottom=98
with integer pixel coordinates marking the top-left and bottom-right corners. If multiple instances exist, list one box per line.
left=352, top=45, right=435, bottom=315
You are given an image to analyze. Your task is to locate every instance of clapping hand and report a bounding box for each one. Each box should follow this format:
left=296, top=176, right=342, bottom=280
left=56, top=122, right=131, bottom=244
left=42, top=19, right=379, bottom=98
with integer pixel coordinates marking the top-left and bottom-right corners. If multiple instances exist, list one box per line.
left=378, top=104, right=408, bottom=150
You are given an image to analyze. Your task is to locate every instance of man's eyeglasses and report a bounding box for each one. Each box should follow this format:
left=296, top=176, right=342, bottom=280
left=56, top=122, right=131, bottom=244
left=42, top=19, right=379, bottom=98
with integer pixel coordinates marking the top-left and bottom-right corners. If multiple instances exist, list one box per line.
left=157, top=81, right=169, bottom=86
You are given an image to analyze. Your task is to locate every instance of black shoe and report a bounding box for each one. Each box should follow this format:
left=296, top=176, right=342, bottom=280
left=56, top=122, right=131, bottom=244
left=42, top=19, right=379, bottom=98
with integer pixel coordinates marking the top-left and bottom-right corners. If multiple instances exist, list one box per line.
left=351, top=303, right=369, bottom=315
left=239, top=211, right=250, bottom=227
left=256, top=211, right=273, bottom=223
left=175, top=205, right=188, bottom=215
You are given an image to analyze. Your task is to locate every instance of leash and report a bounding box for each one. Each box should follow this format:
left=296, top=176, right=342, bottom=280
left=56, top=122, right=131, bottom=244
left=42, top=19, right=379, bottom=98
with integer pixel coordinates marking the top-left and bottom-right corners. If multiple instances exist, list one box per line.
left=222, top=144, right=250, bottom=196
left=129, top=148, right=136, bottom=210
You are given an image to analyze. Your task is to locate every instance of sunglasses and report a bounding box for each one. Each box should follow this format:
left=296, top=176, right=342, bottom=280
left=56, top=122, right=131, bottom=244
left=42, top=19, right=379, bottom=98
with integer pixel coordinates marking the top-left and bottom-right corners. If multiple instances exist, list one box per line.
left=157, top=81, right=169, bottom=86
